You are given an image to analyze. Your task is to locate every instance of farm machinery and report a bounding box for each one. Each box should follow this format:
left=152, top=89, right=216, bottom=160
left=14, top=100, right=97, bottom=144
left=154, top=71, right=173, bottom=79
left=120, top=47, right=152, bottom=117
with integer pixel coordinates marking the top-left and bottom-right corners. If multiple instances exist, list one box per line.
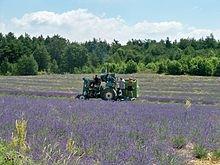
left=76, top=73, right=139, bottom=101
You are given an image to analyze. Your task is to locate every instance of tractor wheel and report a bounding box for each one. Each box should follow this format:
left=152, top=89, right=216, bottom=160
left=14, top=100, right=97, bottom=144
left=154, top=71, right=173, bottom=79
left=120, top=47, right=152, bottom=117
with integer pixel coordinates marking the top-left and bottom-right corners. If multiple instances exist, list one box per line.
left=76, top=94, right=86, bottom=100
left=101, top=88, right=117, bottom=100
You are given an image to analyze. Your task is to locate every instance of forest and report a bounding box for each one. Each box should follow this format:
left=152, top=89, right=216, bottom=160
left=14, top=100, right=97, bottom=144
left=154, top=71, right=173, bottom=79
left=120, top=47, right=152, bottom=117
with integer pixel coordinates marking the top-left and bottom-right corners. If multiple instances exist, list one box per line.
left=0, top=32, right=220, bottom=76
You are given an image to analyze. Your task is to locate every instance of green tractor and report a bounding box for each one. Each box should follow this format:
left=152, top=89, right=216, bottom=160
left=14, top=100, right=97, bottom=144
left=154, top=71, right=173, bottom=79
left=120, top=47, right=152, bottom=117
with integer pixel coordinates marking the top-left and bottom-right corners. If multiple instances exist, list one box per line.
left=76, top=73, right=139, bottom=101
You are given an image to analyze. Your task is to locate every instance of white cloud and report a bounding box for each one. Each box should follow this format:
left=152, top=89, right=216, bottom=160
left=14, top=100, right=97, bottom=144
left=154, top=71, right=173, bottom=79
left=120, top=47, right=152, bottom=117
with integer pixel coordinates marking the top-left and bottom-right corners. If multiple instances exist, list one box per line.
left=134, top=21, right=183, bottom=34
left=0, top=20, right=6, bottom=33
left=176, top=27, right=220, bottom=40
left=10, top=9, right=128, bottom=42
left=130, top=21, right=183, bottom=41
left=1, top=9, right=220, bottom=43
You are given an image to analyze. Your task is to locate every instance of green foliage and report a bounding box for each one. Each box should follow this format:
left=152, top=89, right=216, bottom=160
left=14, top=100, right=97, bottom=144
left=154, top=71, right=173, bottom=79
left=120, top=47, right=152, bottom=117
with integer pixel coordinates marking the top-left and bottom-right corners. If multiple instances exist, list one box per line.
left=189, top=57, right=214, bottom=76
left=165, top=37, right=172, bottom=48
left=125, top=49, right=141, bottom=63
left=85, top=38, right=110, bottom=64
left=212, top=149, right=220, bottom=159
left=81, top=65, right=95, bottom=74
left=179, top=55, right=191, bottom=74
left=167, top=47, right=182, bottom=60
left=125, top=60, right=138, bottom=74
left=143, top=53, right=153, bottom=65
left=193, top=145, right=208, bottom=159
left=116, top=62, right=127, bottom=74
left=128, top=131, right=145, bottom=150
left=101, top=63, right=117, bottom=73
left=214, top=62, right=220, bottom=76
left=10, top=119, right=29, bottom=153
left=65, top=138, right=85, bottom=156
left=149, top=43, right=165, bottom=56
left=33, top=44, right=51, bottom=71
left=50, top=59, right=59, bottom=73
left=178, top=38, right=190, bottom=50
left=87, top=53, right=100, bottom=68
left=171, top=135, right=186, bottom=149
left=156, top=60, right=168, bottom=74
left=45, top=35, right=67, bottom=65
left=184, top=46, right=196, bottom=56
left=61, top=43, right=88, bottom=73
left=0, top=32, right=220, bottom=76
left=0, top=58, right=13, bottom=75
left=146, top=62, right=157, bottom=72
left=0, top=141, right=32, bottom=165
left=167, top=60, right=183, bottom=75
left=137, top=62, right=146, bottom=72
left=16, top=55, right=38, bottom=75
left=99, top=61, right=137, bottom=74
left=204, top=33, right=217, bottom=49
left=153, top=146, right=180, bottom=165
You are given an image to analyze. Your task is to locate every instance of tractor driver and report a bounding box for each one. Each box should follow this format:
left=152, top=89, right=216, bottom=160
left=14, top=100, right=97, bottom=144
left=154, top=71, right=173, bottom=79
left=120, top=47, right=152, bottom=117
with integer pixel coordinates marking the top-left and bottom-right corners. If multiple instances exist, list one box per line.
left=89, top=75, right=101, bottom=97
left=94, top=75, right=101, bottom=86
left=118, top=78, right=125, bottom=97
left=127, top=78, right=134, bottom=98
left=106, top=74, right=116, bottom=84
left=89, top=75, right=100, bottom=89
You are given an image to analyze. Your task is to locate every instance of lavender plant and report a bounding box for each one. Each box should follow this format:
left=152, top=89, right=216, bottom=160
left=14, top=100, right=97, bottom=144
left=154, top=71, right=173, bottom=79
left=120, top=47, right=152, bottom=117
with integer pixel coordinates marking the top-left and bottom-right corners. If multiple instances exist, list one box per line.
left=0, top=95, right=219, bottom=164
left=171, top=135, right=186, bottom=149
left=193, top=145, right=208, bottom=159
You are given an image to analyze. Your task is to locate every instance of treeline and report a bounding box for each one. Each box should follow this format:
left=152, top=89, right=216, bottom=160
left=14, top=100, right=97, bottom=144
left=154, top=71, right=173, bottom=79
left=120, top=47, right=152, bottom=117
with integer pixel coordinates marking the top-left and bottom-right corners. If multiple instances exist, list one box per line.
left=0, top=32, right=220, bottom=76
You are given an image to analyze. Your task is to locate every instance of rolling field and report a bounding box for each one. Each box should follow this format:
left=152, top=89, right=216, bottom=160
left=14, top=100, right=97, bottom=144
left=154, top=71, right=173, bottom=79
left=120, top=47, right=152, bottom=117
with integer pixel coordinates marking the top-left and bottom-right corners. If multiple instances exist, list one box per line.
left=0, top=74, right=220, bottom=105
left=0, top=74, right=220, bottom=164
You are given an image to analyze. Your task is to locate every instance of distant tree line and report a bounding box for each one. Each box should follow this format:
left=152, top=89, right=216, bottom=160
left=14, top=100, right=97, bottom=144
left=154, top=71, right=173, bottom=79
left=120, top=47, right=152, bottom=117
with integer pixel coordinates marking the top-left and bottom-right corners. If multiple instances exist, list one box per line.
left=0, top=32, right=220, bottom=76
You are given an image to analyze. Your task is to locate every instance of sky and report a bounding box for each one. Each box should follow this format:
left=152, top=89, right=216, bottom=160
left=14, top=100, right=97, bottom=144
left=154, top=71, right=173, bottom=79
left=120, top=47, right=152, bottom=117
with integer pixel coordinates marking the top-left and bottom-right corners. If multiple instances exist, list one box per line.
left=0, top=0, right=220, bottom=43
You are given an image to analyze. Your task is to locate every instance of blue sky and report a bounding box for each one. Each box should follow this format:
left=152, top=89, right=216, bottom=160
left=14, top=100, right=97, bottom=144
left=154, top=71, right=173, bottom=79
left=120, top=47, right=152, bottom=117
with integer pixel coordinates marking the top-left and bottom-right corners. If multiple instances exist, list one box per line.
left=0, top=0, right=220, bottom=42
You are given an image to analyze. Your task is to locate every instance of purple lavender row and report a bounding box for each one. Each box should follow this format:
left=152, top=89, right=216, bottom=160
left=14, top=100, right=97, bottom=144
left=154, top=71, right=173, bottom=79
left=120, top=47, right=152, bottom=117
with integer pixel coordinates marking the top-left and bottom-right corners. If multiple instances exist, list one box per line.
left=0, top=95, right=219, bottom=164
left=0, top=88, right=78, bottom=98
left=138, top=95, right=219, bottom=105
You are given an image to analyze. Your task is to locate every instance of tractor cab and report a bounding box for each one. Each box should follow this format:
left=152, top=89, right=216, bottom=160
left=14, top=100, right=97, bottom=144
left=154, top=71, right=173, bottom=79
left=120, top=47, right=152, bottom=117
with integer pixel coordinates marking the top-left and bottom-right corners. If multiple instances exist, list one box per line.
left=80, top=77, right=101, bottom=99
left=100, top=73, right=116, bottom=88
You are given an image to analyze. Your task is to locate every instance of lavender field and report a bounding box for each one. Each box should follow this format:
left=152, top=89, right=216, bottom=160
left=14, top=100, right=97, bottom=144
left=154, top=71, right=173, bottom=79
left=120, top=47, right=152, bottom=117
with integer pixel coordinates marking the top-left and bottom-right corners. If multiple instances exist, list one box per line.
left=0, top=74, right=220, bottom=105
left=0, top=74, right=220, bottom=164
